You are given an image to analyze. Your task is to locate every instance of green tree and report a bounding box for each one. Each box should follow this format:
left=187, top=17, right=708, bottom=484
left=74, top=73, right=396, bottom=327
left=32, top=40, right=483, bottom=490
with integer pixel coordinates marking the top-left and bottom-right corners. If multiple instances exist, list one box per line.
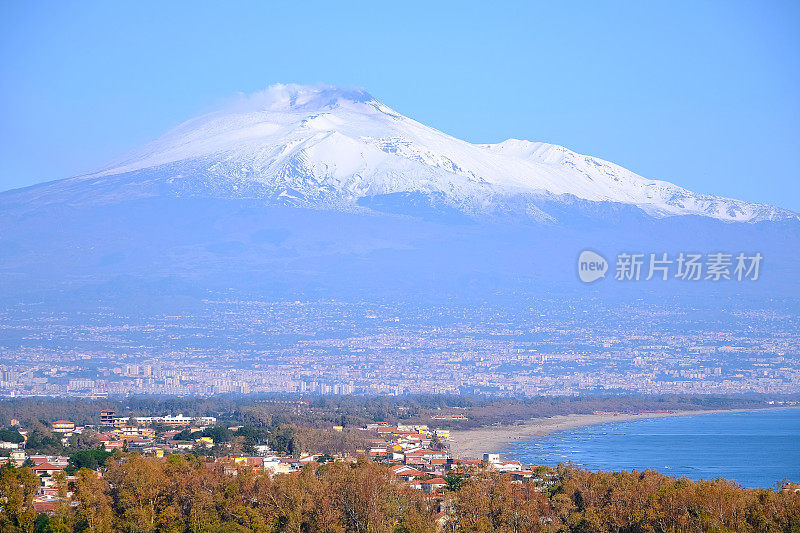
left=0, top=428, right=25, bottom=443
left=444, top=472, right=464, bottom=492
left=66, top=449, right=113, bottom=475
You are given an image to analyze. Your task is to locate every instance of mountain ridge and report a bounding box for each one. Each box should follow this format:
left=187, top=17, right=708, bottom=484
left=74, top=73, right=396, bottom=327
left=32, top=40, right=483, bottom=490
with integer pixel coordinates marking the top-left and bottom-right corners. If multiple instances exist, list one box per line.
left=5, top=84, right=794, bottom=224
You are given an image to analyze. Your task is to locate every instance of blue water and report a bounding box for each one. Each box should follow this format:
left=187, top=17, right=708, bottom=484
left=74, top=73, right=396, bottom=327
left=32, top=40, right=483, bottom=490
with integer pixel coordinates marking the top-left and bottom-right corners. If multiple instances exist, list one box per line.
left=509, top=408, right=800, bottom=488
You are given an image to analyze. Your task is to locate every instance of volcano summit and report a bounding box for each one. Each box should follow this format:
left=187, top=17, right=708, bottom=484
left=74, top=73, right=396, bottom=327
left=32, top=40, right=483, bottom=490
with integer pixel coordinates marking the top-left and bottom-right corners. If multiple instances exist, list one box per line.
left=6, top=84, right=794, bottom=223
left=0, top=84, right=797, bottom=302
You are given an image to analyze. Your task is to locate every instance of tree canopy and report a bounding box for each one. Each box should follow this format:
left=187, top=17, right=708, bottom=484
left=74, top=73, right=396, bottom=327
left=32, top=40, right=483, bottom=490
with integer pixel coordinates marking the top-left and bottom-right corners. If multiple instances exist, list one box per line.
left=1, top=454, right=799, bottom=532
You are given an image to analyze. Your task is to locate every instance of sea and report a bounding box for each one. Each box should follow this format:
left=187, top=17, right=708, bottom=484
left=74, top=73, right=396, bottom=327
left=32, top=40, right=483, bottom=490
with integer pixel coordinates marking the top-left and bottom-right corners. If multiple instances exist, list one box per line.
left=508, top=408, right=800, bottom=488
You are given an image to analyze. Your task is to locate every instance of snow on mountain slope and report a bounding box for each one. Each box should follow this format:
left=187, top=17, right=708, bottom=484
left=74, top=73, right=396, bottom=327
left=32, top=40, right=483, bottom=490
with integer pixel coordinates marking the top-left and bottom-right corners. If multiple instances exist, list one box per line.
left=68, top=84, right=796, bottom=223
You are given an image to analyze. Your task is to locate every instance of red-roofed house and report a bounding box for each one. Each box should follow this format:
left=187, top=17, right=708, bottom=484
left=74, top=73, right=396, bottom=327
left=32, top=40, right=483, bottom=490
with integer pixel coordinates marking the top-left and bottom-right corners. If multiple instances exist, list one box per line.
left=390, top=464, right=427, bottom=481
left=512, top=471, right=538, bottom=482
left=492, top=460, right=523, bottom=472
left=32, top=495, right=64, bottom=515
left=420, top=477, right=447, bottom=494
left=31, top=462, right=66, bottom=476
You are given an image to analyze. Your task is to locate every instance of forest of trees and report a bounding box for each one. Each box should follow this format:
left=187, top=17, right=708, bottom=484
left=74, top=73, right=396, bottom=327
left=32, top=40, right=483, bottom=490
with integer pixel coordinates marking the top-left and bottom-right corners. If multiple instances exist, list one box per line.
left=1, top=453, right=798, bottom=533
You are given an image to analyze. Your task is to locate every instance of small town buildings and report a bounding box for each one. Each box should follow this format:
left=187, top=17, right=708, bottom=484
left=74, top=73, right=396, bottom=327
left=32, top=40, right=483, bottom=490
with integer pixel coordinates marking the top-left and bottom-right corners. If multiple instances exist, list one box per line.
left=420, top=477, right=447, bottom=494
left=782, top=482, right=800, bottom=494
left=98, top=409, right=217, bottom=427
left=10, top=449, right=26, bottom=467
left=103, top=440, right=125, bottom=452
left=31, top=462, right=66, bottom=477
left=52, top=420, right=75, bottom=434
left=263, top=458, right=294, bottom=475
left=431, top=414, right=468, bottom=421
left=253, top=444, right=272, bottom=455
left=100, top=410, right=116, bottom=425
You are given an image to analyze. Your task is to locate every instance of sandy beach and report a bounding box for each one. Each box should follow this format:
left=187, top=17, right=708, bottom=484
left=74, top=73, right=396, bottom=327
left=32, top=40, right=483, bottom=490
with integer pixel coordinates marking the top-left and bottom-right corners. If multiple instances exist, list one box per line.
left=447, top=408, right=780, bottom=459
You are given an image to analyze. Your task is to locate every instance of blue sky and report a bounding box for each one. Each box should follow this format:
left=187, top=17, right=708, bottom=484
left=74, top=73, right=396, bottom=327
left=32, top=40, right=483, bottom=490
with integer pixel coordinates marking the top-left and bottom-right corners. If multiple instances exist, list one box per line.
left=2, top=1, right=799, bottom=210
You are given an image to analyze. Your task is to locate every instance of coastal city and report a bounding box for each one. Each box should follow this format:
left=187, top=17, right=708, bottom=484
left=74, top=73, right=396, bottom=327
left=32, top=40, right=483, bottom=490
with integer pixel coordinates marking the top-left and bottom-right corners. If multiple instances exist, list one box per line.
left=1, top=406, right=798, bottom=525
left=0, top=407, right=554, bottom=517
left=1, top=298, right=798, bottom=398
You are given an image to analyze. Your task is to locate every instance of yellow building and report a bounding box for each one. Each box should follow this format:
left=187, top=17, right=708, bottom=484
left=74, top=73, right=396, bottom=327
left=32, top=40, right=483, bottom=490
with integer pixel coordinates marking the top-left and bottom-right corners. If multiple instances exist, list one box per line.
left=196, top=436, right=214, bottom=447
left=145, top=447, right=165, bottom=458
left=52, top=420, right=75, bottom=434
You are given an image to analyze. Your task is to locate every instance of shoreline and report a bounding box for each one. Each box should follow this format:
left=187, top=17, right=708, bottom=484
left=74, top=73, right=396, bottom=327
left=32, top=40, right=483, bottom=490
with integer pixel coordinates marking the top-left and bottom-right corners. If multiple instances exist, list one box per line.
left=447, top=406, right=796, bottom=459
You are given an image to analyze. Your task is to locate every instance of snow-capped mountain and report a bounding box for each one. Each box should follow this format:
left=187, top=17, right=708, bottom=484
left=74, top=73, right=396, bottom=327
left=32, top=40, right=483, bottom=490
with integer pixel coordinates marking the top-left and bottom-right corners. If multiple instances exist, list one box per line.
left=2, top=84, right=799, bottom=303
left=48, top=83, right=792, bottom=223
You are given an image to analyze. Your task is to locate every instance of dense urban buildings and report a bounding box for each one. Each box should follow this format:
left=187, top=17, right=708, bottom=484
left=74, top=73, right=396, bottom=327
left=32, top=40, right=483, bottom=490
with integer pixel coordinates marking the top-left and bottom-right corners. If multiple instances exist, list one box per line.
left=1, top=297, right=797, bottom=398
